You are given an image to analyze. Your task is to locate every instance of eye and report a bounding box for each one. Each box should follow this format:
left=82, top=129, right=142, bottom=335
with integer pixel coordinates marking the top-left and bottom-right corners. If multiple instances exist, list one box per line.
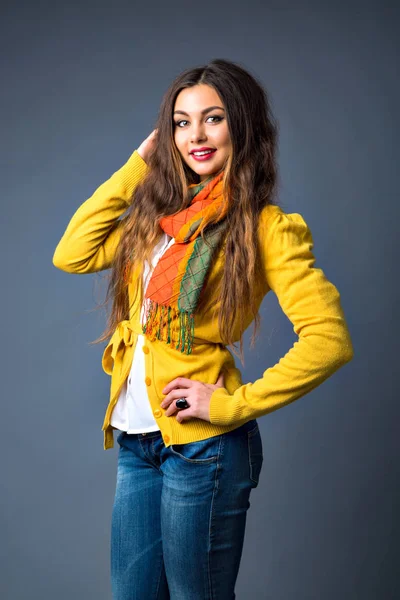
left=173, top=115, right=224, bottom=128
left=206, top=115, right=223, bottom=123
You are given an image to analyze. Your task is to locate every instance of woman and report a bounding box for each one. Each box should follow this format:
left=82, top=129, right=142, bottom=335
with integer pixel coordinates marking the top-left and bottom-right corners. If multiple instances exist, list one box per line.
left=53, top=58, right=354, bottom=600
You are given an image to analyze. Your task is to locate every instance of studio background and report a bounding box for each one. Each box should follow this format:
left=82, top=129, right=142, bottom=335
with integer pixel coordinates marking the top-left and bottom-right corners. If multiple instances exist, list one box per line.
left=1, top=1, right=397, bottom=599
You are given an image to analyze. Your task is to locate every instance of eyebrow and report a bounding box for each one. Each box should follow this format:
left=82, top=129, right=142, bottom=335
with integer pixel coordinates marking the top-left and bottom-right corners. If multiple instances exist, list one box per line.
left=173, top=105, right=225, bottom=116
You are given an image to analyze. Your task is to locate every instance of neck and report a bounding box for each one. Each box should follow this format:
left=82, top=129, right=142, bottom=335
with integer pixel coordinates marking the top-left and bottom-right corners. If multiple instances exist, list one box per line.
left=199, top=168, right=224, bottom=184
left=200, top=174, right=213, bottom=183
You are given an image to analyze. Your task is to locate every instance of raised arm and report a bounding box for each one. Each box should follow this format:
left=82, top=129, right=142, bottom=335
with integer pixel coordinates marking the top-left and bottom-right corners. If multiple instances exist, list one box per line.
left=209, top=206, right=354, bottom=426
left=52, top=149, right=149, bottom=274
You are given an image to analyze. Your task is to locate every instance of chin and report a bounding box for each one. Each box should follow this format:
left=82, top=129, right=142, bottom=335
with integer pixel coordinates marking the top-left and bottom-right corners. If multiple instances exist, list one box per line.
left=184, top=158, right=225, bottom=180
left=194, top=163, right=223, bottom=175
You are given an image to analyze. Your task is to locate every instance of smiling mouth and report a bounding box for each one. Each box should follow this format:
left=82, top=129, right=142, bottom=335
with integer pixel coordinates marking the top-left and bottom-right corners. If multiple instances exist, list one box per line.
left=190, top=149, right=216, bottom=156
left=190, top=150, right=217, bottom=163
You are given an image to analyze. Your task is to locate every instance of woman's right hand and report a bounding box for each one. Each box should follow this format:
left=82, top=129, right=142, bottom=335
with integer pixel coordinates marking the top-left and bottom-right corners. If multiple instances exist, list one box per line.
left=137, top=128, right=158, bottom=163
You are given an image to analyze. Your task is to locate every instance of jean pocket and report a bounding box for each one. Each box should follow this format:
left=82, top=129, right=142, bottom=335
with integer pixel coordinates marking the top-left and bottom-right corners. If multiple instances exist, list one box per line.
left=170, top=436, right=221, bottom=464
left=247, top=423, right=263, bottom=486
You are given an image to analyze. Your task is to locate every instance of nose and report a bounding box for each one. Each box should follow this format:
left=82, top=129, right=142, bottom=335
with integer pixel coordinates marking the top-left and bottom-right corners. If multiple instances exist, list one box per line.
left=190, top=121, right=207, bottom=143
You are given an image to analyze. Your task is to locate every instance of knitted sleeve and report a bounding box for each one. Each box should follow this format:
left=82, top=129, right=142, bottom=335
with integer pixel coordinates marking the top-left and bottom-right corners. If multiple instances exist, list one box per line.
left=208, top=207, right=354, bottom=426
left=52, top=150, right=148, bottom=273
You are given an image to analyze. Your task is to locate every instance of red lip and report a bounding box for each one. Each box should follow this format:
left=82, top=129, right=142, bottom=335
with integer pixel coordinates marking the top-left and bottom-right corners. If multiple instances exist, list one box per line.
left=190, top=147, right=216, bottom=154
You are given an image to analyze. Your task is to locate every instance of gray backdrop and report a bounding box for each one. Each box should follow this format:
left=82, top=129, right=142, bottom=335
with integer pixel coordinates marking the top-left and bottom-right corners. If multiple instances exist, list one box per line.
left=1, top=0, right=398, bottom=598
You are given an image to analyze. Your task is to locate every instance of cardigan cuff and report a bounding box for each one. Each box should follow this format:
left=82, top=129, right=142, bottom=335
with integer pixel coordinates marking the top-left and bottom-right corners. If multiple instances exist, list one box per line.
left=209, top=385, right=249, bottom=426
left=118, top=149, right=149, bottom=195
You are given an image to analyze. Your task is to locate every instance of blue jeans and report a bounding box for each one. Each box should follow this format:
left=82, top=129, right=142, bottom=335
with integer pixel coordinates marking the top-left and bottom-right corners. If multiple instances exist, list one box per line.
left=110, top=419, right=263, bottom=600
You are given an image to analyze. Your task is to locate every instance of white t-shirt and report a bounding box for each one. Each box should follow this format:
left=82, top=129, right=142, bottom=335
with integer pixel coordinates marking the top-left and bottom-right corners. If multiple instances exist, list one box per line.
left=110, top=231, right=175, bottom=433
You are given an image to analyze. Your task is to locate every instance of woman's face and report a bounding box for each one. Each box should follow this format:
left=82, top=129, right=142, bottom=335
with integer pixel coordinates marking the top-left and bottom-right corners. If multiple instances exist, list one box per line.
left=173, top=84, right=232, bottom=182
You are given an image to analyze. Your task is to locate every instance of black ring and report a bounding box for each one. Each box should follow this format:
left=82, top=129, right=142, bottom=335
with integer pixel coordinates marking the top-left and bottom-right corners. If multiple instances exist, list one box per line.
left=176, top=397, right=190, bottom=409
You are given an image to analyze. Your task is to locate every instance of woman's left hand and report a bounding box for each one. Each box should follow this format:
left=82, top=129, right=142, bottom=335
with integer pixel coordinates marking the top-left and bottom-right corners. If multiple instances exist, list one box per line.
left=160, top=372, right=226, bottom=423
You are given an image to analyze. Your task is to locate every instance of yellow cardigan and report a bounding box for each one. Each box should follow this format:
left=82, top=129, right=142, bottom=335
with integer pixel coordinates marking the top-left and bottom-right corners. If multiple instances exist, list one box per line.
left=53, top=150, right=354, bottom=450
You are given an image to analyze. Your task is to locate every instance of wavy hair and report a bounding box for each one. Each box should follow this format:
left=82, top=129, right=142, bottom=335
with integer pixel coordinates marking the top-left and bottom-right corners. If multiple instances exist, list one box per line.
left=92, top=58, right=279, bottom=366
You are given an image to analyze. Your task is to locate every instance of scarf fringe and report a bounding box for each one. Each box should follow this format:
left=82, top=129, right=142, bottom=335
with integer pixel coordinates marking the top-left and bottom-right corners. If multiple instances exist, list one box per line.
left=142, top=299, right=195, bottom=354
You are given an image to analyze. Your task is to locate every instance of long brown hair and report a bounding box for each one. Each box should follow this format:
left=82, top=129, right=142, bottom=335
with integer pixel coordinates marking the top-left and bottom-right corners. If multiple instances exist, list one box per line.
left=91, top=58, right=279, bottom=366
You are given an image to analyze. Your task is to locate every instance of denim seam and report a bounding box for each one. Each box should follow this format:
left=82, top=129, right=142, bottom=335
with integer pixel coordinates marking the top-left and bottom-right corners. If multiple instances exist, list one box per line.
left=154, top=546, right=164, bottom=600
left=247, top=423, right=259, bottom=437
left=247, top=433, right=255, bottom=484
left=138, top=436, right=146, bottom=457
left=207, top=434, right=225, bottom=600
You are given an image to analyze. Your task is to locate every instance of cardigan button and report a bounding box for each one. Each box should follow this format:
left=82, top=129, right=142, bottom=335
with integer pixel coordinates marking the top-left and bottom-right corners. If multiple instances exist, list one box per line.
left=142, top=346, right=149, bottom=354
left=154, top=409, right=162, bottom=418
left=145, top=377, right=151, bottom=386
left=164, top=434, right=170, bottom=444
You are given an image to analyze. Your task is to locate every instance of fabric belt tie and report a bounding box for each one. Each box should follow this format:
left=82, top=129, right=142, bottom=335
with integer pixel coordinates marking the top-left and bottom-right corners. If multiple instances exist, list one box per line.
left=102, top=319, right=140, bottom=376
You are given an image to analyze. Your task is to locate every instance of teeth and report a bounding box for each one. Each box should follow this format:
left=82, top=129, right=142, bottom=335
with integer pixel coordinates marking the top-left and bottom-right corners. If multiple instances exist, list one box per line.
left=193, top=150, right=213, bottom=156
